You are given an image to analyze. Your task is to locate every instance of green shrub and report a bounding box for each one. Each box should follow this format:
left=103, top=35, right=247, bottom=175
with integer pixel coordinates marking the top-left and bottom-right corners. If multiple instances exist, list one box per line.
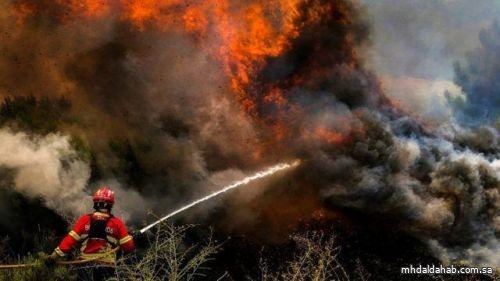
left=0, top=95, right=71, bottom=134
left=0, top=226, right=77, bottom=281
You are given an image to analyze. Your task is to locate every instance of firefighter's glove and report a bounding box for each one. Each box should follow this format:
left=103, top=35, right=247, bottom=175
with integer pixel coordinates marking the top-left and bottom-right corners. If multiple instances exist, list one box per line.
left=132, top=230, right=142, bottom=240
left=43, top=252, right=59, bottom=267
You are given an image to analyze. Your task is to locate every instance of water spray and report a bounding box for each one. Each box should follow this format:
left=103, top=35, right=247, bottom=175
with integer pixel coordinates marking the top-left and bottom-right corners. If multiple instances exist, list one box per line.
left=139, top=160, right=301, bottom=234
left=0, top=160, right=301, bottom=269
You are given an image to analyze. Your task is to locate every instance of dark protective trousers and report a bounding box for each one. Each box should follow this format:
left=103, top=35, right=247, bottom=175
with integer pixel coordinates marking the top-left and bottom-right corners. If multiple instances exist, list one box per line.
left=76, top=265, right=116, bottom=281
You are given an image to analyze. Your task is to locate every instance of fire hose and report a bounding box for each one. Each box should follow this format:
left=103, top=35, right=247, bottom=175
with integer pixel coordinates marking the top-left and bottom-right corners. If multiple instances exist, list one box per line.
left=0, top=160, right=300, bottom=270
left=0, top=247, right=120, bottom=269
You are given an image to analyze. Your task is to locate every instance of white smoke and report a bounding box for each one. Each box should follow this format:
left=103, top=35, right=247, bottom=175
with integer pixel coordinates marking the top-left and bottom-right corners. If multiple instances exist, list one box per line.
left=0, top=128, right=147, bottom=222
left=380, top=76, right=464, bottom=125
left=0, top=128, right=91, bottom=218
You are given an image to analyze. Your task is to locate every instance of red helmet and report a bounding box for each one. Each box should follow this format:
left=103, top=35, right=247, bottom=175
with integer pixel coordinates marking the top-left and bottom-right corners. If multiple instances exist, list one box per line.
left=93, top=186, right=115, bottom=204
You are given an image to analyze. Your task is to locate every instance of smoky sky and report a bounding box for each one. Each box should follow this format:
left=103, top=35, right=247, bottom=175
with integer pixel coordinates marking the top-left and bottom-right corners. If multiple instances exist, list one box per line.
left=362, top=0, right=500, bottom=80
left=451, top=22, right=500, bottom=124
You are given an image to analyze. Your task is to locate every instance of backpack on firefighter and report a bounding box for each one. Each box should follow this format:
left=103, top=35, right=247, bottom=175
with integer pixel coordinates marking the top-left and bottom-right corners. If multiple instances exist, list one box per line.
left=47, top=187, right=134, bottom=265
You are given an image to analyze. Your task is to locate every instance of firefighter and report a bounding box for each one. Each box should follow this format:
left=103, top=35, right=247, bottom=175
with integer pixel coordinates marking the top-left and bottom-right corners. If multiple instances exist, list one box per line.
left=45, top=186, right=134, bottom=280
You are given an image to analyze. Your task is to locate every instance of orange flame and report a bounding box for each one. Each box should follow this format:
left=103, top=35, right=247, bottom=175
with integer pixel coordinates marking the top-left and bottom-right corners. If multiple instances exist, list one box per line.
left=313, top=126, right=348, bottom=145
left=11, top=3, right=35, bottom=26
left=10, top=0, right=360, bottom=153
left=7, top=0, right=371, bottom=236
left=57, top=0, right=110, bottom=20
left=9, top=0, right=340, bottom=110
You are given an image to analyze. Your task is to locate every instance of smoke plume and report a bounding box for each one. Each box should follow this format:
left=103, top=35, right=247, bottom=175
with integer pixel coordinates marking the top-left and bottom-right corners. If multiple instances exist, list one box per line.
left=0, top=128, right=90, bottom=217
left=0, top=128, right=148, bottom=222
left=0, top=0, right=497, bottom=268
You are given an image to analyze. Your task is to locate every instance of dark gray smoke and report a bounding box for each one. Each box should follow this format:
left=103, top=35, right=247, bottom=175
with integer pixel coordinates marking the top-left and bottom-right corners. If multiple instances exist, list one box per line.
left=0, top=0, right=497, bottom=268
left=315, top=115, right=499, bottom=266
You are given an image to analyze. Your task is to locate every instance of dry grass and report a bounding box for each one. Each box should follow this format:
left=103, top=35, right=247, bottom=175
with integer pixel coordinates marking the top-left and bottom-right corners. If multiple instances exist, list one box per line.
left=259, top=231, right=350, bottom=281
left=1, top=225, right=498, bottom=281
left=112, top=224, right=220, bottom=281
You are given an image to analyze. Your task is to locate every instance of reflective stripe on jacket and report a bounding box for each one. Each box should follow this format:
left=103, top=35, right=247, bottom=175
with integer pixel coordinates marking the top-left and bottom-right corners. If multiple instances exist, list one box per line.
left=54, top=212, right=134, bottom=263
